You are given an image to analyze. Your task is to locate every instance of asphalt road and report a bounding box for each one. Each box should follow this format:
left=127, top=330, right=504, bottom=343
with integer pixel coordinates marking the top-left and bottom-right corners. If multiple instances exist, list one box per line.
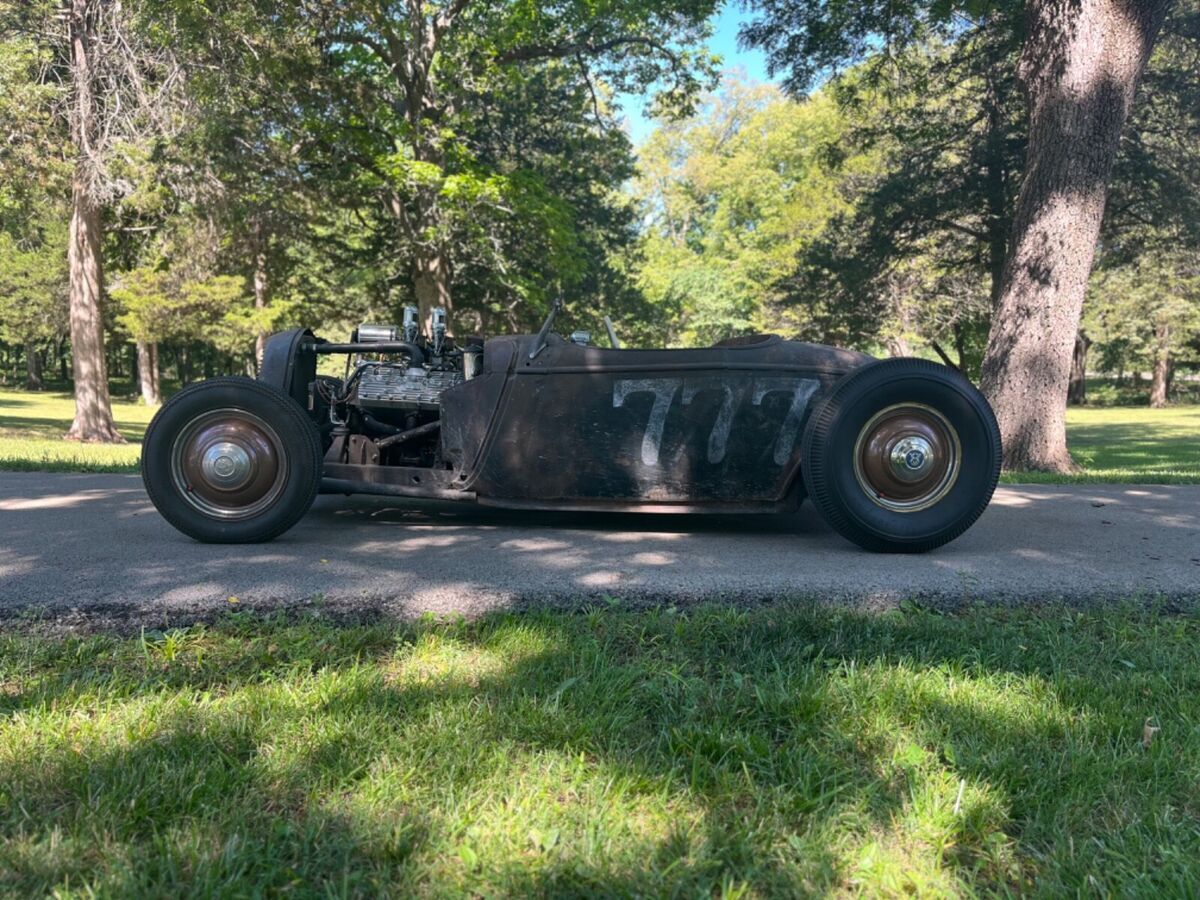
left=1, top=473, right=1198, bottom=627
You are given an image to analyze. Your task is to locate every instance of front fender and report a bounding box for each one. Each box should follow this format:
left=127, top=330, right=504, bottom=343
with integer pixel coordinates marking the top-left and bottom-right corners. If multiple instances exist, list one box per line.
left=259, top=328, right=318, bottom=407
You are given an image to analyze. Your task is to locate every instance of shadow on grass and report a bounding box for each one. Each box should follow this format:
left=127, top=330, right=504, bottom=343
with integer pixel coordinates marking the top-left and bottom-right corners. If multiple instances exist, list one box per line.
left=4, top=606, right=1198, bottom=894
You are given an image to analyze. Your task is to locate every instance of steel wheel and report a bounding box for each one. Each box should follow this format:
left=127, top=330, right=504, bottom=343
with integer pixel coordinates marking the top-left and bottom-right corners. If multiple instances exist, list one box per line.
left=169, top=407, right=290, bottom=521
left=852, top=403, right=961, bottom=513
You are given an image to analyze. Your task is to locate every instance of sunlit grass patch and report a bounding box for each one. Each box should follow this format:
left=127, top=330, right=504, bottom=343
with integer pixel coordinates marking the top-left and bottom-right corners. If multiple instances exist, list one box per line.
left=1001, top=405, right=1200, bottom=484
left=0, top=388, right=151, bottom=472
left=2, top=604, right=1199, bottom=896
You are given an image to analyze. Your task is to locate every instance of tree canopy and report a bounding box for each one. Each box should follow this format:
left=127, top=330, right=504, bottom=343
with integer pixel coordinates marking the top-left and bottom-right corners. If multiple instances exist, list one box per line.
left=0, top=0, right=1196, bottom=465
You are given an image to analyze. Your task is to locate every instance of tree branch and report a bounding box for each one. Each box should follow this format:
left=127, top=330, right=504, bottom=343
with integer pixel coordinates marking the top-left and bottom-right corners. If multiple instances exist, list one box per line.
left=496, top=34, right=677, bottom=66
left=928, top=339, right=960, bottom=370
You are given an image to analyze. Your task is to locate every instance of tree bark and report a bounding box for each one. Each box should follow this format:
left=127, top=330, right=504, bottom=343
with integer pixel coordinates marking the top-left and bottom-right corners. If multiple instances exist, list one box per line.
left=65, top=0, right=122, bottom=443
left=136, top=340, right=161, bottom=406
left=978, top=0, right=1169, bottom=471
left=177, top=345, right=192, bottom=386
left=56, top=337, right=69, bottom=382
left=414, top=251, right=452, bottom=333
left=952, top=322, right=968, bottom=373
left=65, top=174, right=123, bottom=442
left=1068, top=331, right=1090, bottom=405
left=253, top=220, right=269, bottom=372
left=1149, top=322, right=1171, bottom=408
left=24, top=340, right=44, bottom=391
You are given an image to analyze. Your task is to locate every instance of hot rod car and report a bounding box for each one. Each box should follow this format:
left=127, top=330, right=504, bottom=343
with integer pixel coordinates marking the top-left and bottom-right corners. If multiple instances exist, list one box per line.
left=141, top=302, right=1002, bottom=552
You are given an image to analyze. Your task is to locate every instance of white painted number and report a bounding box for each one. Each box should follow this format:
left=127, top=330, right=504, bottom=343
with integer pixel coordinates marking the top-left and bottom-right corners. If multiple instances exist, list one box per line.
left=612, top=378, right=682, bottom=466
left=613, top=377, right=820, bottom=467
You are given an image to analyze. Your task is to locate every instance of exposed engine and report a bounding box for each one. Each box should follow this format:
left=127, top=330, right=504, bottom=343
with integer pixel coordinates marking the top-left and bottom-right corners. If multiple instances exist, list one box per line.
left=317, top=305, right=475, bottom=470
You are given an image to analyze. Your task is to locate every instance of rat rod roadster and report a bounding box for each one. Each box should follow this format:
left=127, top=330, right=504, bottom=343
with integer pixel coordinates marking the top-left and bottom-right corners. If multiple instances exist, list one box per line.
left=141, top=302, right=1001, bottom=552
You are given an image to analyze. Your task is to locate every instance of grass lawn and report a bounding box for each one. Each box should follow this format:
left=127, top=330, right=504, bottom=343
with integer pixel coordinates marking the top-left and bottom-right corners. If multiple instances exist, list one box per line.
left=1000, top=404, right=1200, bottom=485
left=2, top=603, right=1198, bottom=896
left=1, top=386, right=1197, bottom=482
left=0, top=388, right=151, bottom=472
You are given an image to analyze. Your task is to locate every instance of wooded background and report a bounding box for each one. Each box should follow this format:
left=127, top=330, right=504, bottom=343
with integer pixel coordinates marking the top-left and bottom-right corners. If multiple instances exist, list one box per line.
left=0, top=0, right=1196, bottom=471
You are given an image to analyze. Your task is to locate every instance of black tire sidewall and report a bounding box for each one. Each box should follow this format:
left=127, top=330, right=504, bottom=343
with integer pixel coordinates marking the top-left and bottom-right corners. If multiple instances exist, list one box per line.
left=141, top=377, right=323, bottom=543
left=802, top=360, right=1001, bottom=552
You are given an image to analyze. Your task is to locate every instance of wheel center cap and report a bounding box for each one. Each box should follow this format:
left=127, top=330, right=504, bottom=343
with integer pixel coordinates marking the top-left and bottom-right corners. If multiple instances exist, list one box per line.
left=201, top=441, right=253, bottom=489
left=890, top=436, right=935, bottom=482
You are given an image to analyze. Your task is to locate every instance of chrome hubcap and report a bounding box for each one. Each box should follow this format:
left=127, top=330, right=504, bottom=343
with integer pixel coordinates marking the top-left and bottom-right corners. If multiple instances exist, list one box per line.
left=890, top=435, right=935, bottom=483
left=201, top=441, right=253, bottom=489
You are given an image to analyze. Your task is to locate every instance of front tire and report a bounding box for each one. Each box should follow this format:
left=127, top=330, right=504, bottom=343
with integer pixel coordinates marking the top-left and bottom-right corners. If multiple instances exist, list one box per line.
left=800, top=358, right=1001, bottom=553
left=141, top=377, right=323, bottom=543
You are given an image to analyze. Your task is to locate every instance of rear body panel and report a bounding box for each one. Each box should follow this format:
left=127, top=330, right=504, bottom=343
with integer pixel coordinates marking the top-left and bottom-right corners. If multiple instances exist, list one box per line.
left=436, top=334, right=872, bottom=513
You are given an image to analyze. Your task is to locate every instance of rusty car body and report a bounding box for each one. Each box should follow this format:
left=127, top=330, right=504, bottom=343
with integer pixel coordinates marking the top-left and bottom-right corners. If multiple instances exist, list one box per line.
left=141, top=303, right=1002, bottom=551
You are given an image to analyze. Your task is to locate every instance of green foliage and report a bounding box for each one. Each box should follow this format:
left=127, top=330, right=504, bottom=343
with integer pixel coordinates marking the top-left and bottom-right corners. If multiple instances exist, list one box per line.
left=0, top=216, right=68, bottom=347
left=0, top=10, right=68, bottom=230
left=633, top=79, right=863, bottom=345
left=742, top=0, right=998, bottom=94
left=1085, top=251, right=1200, bottom=381
left=155, top=0, right=721, bottom=337
left=768, top=16, right=1022, bottom=370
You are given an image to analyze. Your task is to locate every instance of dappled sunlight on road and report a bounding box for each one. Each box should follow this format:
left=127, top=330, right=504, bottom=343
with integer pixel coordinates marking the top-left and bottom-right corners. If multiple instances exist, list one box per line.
left=629, top=551, right=677, bottom=566
left=497, top=538, right=575, bottom=552
left=0, top=487, right=140, bottom=511
left=597, top=530, right=688, bottom=543
left=1, top=473, right=1198, bottom=620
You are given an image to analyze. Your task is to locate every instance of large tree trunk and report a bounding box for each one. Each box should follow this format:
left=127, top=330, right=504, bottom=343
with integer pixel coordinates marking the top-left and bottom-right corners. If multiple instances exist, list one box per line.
left=1149, top=323, right=1171, bottom=408
left=978, top=0, right=1169, bottom=471
left=65, top=0, right=122, bottom=443
left=65, top=175, right=123, bottom=443
left=414, top=251, right=452, bottom=333
left=24, top=340, right=44, bottom=391
left=136, top=340, right=161, bottom=406
left=1068, top=331, right=1090, bottom=405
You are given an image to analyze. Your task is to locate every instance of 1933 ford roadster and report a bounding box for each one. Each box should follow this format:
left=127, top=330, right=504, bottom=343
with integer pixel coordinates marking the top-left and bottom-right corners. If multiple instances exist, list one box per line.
left=141, top=302, right=1001, bottom=552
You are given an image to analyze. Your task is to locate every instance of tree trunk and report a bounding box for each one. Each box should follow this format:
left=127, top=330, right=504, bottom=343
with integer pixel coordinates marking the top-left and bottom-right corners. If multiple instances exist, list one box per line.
left=57, top=337, right=69, bottom=383
left=253, top=220, right=269, bottom=372
left=24, top=340, right=44, bottom=391
left=1149, top=323, right=1171, bottom=408
left=64, top=0, right=122, bottom=443
left=952, top=322, right=968, bottom=373
left=978, top=0, right=1169, bottom=471
left=136, top=340, right=161, bottom=406
left=414, top=251, right=452, bottom=334
left=177, top=345, right=192, bottom=386
left=885, top=336, right=911, bottom=358
left=1068, top=331, right=1090, bottom=405
left=983, top=58, right=1010, bottom=308
left=65, top=175, right=123, bottom=442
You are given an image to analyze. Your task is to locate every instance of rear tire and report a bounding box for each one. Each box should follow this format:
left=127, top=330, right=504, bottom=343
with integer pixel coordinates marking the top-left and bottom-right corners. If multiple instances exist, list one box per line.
left=800, top=358, right=1001, bottom=553
left=141, top=377, right=323, bottom=543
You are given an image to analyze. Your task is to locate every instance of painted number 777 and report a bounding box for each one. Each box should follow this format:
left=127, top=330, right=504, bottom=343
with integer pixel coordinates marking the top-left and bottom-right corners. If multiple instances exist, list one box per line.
left=613, top=377, right=821, bottom=468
